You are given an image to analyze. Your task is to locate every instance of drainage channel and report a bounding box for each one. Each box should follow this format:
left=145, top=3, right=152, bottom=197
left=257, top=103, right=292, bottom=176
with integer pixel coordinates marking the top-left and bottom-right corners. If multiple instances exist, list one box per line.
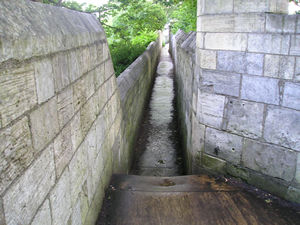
left=130, top=44, right=184, bottom=176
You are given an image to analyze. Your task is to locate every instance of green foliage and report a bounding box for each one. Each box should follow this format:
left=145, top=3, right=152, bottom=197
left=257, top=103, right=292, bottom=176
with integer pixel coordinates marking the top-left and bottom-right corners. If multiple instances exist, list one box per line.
left=170, top=0, right=197, bottom=34
left=103, top=0, right=166, bottom=76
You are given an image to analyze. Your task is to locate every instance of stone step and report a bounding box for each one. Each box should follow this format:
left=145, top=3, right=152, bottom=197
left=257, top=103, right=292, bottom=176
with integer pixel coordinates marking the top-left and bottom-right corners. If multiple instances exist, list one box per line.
left=97, top=174, right=300, bottom=225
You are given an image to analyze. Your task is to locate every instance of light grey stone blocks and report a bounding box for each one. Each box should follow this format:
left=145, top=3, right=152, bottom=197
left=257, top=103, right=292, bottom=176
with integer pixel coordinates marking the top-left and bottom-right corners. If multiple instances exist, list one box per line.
left=205, top=33, right=247, bottom=51
left=201, top=0, right=233, bottom=14
left=3, top=145, right=55, bottom=225
left=282, top=82, right=300, bottom=111
left=0, top=66, right=37, bottom=127
left=31, top=200, right=52, bottom=225
left=264, top=55, right=295, bottom=79
left=201, top=70, right=240, bottom=97
left=234, top=0, right=288, bottom=13
left=196, top=92, right=225, bottom=129
left=34, top=59, right=55, bottom=104
left=0, top=117, right=34, bottom=194
left=241, top=75, right=280, bottom=105
left=224, top=99, right=264, bottom=139
left=218, top=51, right=264, bottom=75
left=205, top=127, right=243, bottom=165
left=264, top=106, right=300, bottom=151
left=248, top=34, right=290, bottom=55
left=243, top=139, right=297, bottom=182
left=30, top=98, right=59, bottom=151
left=290, top=35, right=300, bottom=56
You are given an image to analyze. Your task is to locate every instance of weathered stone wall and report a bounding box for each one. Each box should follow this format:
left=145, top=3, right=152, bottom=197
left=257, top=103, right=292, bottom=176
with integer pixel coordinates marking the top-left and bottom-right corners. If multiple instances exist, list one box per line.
left=171, top=0, right=300, bottom=203
left=117, top=34, right=162, bottom=167
left=0, top=1, right=125, bottom=224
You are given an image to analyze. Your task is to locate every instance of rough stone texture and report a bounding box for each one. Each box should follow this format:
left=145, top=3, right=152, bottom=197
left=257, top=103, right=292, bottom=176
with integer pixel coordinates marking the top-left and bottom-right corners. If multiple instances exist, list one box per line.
left=296, top=57, right=300, bottom=81
left=54, top=123, right=74, bottom=178
left=264, top=106, right=300, bottom=151
left=31, top=200, right=52, bottom=225
left=57, top=86, right=74, bottom=128
left=242, top=139, right=297, bottom=182
left=50, top=168, right=72, bottom=225
left=196, top=92, right=225, bottom=129
left=205, top=128, right=243, bottom=165
left=201, top=70, right=240, bottom=97
left=0, top=66, right=37, bottom=127
left=233, top=0, right=288, bottom=13
left=205, top=33, right=247, bottom=51
left=290, top=35, right=300, bottom=56
left=52, top=52, right=70, bottom=92
left=200, top=14, right=265, bottom=33
left=282, top=82, right=300, bottom=111
left=0, top=117, right=34, bottom=194
left=30, top=98, right=60, bottom=151
left=224, top=99, right=264, bottom=139
left=295, top=153, right=300, bottom=185
left=264, top=55, right=295, bottom=79
left=241, top=75, right=280, bottom=105
left=248, top=34, right=290, bottom=55
left=198, top=49, right=216, bottom=69
left=201, top=0, right=233, bottom=14
left=70, top=199, right=82, bottom=225
left=34, top=58, right=55, bottom=104
left=3, top=145, right=55, bottom=225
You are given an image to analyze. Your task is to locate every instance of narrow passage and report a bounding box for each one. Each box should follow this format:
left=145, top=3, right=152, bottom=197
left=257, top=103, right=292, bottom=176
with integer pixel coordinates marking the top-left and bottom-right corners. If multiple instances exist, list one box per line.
left=131, top=44, right=183, bottom=176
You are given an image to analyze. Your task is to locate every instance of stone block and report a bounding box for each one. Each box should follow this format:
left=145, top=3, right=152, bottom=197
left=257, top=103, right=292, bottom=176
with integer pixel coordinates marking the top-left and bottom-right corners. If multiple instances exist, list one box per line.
left=234, top=0, right=288, bottom=13
left=68, top=50, right=80, bottom=82
left=80, top=95, right=96, bottom=137
left=264, top=55, right=295, bottom=79
left=225, top=99, right=264, bottom=139
left=264, top=106, right=300, bottom=151
left=105, top=60, right=115, bottom=79
left=196, top=92, right=225, bottom=129
left=202, top=0, right=233, bottom=14
left=266, top=14, right=283, bottom=33
left=286, top=187, right=300, bottom=204
left=191, top=114, right=205, bottom=156
left=70, top=112, right=83, bottom=151
left=50, top=168, right=72, bottom=225
left=0, top=117, right=34, bottom=194
left=296, top=57, right=300, bottom=81
left=205, top=128, right=243, bottom=165
left=0, top=66, right=37, bottom=127
left=69, top=141, right=88, bottom=207
left=73, top=72, right=95, bottom=112
left=241, top=75, right=280, bottom=105
left=205, top=33, right=247, bottom=51
left=30, top=98, right=59, bottom=151
left=217, top=51, right=263, bottom=75
left=57, top=86, right=74, bottom=128
left=234, top=0, right=267, bottom=13
left=200, top=14, right=265, bottom=33
left=196, top=33, right=204, bottom=49
left=69, top=199, right=82, bottom=225
left=0, top=199, right=4, bottom=225
left=34, top=58, right=55, bottom=103
left=31, top=199, right=52, bottom=225
left=52, top=52, right=70, bottom=92
left=54, top=123, right=74, bottom=178
left=80, top=47, right=91, bottom=75
left=242, top=139, right=297, bottom=182
left=296, top=153, right=300, bottom=185
left=201, top=154, right=226, bottom=174
left=290, top=35, right=300, bottom=56
left=198, top=49, right=216, bottom=69
left=3, top=144, right=55, bottom=225
left=94, top=63, right=105, bottom=90
left=282, top=82, right=300, bottom=111
left=201, top=70, right=240, bottom=97
left=283, top=15, right=297, bottom=33
left=248, top=34, right=290, bottom=55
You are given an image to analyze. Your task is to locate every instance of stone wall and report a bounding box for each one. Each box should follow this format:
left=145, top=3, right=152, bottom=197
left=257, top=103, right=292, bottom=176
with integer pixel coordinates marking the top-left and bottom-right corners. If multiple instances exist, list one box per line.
left=171, top=0, right=300, bottom=203
left=0, top=1, right=125, bottom=224
left=117, top=34, right=162, bottom=168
